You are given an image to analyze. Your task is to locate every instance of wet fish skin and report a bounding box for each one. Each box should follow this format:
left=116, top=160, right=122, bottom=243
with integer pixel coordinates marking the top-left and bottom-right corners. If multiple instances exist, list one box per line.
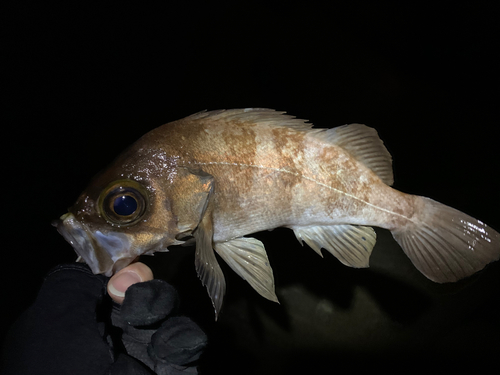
left=54, top=108, right=500, bottom=318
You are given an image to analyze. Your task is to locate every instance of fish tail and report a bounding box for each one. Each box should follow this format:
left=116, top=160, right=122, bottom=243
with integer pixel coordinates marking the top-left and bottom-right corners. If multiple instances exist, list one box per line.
left=391, top=196, right=500, bottom=283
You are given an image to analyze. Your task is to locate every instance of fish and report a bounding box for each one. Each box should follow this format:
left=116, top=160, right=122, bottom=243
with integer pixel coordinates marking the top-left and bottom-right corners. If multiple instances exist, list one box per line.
left=54, top=108, right=500, bottom=318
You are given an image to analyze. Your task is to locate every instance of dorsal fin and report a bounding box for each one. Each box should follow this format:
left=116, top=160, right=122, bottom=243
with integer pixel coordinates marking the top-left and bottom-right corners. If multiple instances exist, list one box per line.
left=315, top=124, right=394, bottom=186
left=186, top=109, right=393, bottom=185
left=184, top=108, right=315, bottom=132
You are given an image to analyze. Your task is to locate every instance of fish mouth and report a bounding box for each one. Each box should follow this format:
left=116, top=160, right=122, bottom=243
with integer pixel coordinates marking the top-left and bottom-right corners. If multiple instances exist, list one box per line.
left=53, top=213, right=135, bottom=277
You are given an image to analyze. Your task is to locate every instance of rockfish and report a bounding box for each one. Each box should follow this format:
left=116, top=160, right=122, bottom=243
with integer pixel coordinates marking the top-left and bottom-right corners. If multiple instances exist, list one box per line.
left=54, top=109, right=500, bottom=318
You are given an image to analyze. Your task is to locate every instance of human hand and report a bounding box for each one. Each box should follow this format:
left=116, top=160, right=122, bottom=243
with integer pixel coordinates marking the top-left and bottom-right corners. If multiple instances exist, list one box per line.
left=107, top=262, right=154, bottom=304
left=108, top=263, right=207, bottom=374
left=2, top=262, right=207, bottom=375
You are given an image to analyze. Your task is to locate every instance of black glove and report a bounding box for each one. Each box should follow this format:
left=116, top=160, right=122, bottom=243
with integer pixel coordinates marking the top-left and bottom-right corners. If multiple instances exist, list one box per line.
left=2, top=263, right=207, bottom=375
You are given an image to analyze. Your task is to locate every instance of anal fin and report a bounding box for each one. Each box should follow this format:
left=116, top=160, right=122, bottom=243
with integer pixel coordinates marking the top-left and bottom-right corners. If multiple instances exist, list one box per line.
left=214, top=237, right=278, bottom=303
left=292, top=224, right=376, bottom=268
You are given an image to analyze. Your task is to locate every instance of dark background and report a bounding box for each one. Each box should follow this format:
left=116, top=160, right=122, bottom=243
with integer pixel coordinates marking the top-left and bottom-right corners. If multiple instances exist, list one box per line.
left=3, top=2, right=499, bottom=374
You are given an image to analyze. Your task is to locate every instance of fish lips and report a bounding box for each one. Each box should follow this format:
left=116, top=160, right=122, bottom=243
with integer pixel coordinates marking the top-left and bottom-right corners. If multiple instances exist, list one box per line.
left=53, top=213, right=136, bottom=277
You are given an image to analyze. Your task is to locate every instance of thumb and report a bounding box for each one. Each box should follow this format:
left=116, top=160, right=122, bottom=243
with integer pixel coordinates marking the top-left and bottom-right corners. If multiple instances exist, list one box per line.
left=107, top=262, right=154, bottom=304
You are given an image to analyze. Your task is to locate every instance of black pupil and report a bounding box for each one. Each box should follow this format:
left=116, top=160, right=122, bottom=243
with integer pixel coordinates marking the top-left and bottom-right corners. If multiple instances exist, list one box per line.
left=113, top=195, right=138, bottom=216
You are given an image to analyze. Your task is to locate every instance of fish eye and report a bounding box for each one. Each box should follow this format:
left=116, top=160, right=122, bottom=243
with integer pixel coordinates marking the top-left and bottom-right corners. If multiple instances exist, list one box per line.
left=113, top=194, right=138, bottom=216
left=98, top=180, right=148, bottom=225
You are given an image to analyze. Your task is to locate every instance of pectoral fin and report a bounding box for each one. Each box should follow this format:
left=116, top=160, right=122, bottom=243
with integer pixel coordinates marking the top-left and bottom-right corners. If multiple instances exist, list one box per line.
left=215, top=237, right=278, bottom=303
left=173, top=167, right=227, bottom=318
left=183, top=170, right=225, bottom=319
left=293, top=224, right=376, bottom=268
left=193, top=202, right=226, bottom=320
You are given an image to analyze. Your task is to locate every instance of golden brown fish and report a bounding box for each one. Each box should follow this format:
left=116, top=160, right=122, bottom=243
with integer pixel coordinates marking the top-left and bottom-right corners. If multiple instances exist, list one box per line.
left=54, top=109, right=500, bottom=318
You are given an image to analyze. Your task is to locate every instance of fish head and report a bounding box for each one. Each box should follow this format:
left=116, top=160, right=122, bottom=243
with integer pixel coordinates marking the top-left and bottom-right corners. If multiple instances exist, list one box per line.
left=53, top=174, right=185, bottom=276
left=54, top=141, right=215, bottom=277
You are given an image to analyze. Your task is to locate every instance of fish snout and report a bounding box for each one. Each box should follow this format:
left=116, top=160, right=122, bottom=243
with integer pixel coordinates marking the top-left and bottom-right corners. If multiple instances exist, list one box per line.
left=53, top=213, right=135, bottom=276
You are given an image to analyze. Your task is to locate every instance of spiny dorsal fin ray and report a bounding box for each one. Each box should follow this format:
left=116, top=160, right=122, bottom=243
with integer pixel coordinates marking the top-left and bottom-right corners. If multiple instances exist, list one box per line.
left=214, top=237, right=278, bottom=303
left=315, top=124, right=394, bottom=186
left=184, top=108, right=314, bottom=132
left=293, top=224, right=377, bottom=268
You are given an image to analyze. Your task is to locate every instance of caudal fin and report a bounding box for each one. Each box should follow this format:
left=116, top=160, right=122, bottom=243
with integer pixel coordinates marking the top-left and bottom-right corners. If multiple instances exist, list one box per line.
left=391, top=196, right=500, bottom=283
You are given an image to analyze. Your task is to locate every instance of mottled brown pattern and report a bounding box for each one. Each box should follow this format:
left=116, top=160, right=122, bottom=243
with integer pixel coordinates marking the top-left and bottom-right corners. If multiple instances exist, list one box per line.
left=55, top=109, right=500, bottom=298
left=58, top=109, right=418, bottom=275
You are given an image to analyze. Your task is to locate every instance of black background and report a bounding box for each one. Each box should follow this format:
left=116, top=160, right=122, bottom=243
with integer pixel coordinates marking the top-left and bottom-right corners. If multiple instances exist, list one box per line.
left=3, top=2, right=499, bottom=374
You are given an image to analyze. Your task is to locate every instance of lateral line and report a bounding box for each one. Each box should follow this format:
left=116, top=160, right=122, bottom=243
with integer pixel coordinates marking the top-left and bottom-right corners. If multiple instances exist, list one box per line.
left=189, top=161, right=414, bottom=223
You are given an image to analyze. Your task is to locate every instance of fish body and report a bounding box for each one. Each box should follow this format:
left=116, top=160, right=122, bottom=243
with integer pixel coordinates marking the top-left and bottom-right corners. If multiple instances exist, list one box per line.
left=55, top=109, right=500, bottom=318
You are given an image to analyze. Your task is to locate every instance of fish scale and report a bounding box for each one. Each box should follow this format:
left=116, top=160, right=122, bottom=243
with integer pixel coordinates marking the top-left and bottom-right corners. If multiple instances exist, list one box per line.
left=54, top=108, right=500, bottom=319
